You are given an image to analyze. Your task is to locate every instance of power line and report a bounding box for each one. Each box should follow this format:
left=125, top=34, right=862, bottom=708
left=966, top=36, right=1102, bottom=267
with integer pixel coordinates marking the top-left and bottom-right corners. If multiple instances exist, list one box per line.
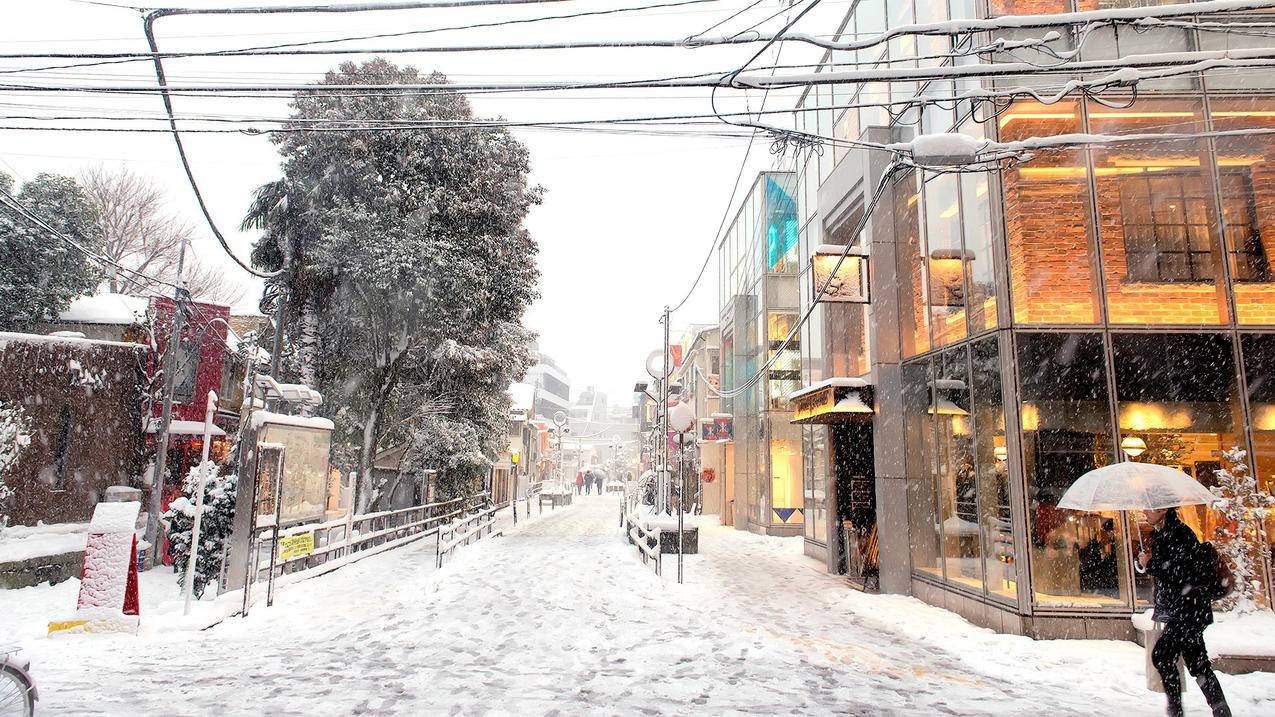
left=0, top=184, right=185, bottom=293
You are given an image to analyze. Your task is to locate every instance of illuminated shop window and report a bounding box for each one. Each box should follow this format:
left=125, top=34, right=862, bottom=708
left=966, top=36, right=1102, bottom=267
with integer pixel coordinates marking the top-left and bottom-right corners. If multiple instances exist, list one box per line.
left=1017, top=332, right=1128, bottom=609
left=1089, top=98, right=1229, bottom=324
left=770, top=419, right=804, bottom=525
left=767, top=312, right=802, bottom=410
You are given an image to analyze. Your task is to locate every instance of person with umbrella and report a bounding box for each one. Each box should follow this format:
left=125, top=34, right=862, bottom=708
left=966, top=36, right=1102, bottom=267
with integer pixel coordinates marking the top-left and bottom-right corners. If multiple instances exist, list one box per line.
left=1137, top=507, right=1231, bottom=717
left=1058, top=462, right=1230, bottom=717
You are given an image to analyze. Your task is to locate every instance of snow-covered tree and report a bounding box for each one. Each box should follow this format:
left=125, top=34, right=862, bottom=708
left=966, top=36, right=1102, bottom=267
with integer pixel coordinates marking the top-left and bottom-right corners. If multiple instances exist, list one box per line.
left=244, top=59, right=542, bottom=512
left=1211, top=447, right=1274, bottom=613
left=164, top=461, right=237, bottom=599
left=0, top=400, right=32, bottom=531
left=0, top=171, right=103, bottom=328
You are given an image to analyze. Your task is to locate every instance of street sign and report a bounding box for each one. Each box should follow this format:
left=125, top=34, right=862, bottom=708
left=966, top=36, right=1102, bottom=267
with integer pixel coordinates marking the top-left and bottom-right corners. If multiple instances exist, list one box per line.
left=278, top=532, right=315, bottom=561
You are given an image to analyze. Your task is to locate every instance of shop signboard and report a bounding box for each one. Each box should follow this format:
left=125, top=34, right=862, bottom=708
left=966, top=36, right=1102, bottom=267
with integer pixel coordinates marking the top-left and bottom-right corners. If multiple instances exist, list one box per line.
left=700, top=415, right=734, bottom=443
left=258, top=421, right=333, bottom=526
left=811, top=247, right=869, bottom=303
left=792, top=386, right=836, bottom=423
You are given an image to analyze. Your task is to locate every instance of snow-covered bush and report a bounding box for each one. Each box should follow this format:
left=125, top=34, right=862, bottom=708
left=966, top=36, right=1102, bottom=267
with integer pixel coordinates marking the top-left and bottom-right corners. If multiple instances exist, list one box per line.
left=0, top=400, right=32, bottom=531
left=1212, top=447, right=1275, bottom=613
left=164, top=460, right=237, bottom=598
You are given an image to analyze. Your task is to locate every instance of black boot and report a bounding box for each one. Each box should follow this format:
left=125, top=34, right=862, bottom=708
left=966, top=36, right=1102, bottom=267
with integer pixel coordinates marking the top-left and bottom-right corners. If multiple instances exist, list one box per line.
left=1164, top=690, right=1184, bottom=717
left=1197, top=674, right=1232, bottom=717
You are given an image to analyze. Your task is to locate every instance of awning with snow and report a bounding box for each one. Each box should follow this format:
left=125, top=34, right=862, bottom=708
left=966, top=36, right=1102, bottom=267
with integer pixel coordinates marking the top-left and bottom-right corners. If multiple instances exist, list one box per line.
left=789, top=378, right=874, bottom=425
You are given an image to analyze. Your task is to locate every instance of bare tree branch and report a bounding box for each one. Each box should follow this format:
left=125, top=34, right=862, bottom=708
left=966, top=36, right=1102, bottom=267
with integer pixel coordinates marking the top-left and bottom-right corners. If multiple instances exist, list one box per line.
left=80, top=165, right=248, bottom=306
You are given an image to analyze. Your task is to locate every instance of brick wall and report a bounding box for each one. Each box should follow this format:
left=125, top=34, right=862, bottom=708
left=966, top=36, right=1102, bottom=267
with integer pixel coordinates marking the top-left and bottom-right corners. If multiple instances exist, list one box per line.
left=0, top=334, right=147, bottom=526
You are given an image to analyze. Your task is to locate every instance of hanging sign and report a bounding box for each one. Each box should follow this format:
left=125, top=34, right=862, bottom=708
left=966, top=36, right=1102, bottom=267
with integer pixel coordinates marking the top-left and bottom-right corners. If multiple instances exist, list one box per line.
left=700, top=415, right=734, bottom=443
left=812, top=246, right=870, bottom=303
left=792, top=386, right=837, bottom=422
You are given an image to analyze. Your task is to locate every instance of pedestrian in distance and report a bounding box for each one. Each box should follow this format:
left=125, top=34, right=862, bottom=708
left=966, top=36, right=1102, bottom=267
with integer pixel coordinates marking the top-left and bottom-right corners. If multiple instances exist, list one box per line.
left=575, top=471, right=584, bottom=495
left=1137, top=507, right=1231, bottom=717
left=585, top=470, right=595, bottom=495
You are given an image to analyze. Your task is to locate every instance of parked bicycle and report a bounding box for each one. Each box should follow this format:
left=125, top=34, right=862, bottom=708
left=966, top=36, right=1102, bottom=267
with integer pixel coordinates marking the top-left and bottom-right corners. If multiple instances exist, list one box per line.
left=0, top=646, right=36, bottom=717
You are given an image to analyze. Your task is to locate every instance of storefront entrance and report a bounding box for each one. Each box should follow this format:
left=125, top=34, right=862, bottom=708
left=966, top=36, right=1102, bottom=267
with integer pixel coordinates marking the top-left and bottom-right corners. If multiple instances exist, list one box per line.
left=832, top=422, right=878, bottom=591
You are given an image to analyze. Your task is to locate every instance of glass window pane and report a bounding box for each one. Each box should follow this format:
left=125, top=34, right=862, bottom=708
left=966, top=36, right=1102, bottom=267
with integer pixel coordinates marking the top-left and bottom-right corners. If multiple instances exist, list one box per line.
left=895, top=170, right=931, bottom=356
left=1088, top=98, right=1229, bottom=324
left=960, top=120, right=998, bottom=332
left=1017, top=332, right=1127, bottom=609
left=924, top=171, right=968, bottom=348
left=1000, top=100, right=1102, bottom=324
left=770, top=418, right=804, bottom=525
left=936, top=346, right=982, bottom=590
left=1113, top=332, right=1243, bottom=605
left=905, top=358, right=941, bottom=580
left=1209, top=96, right=1275, bottom=324
left=1241, top=333, right=1275, bottom=572
left=972, top=336, right=1015, bottom=601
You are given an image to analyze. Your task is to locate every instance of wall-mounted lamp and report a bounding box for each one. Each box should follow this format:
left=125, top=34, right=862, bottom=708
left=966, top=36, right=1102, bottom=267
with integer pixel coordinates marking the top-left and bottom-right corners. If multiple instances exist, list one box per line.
left=1121, top=435, right=1147, bottom=458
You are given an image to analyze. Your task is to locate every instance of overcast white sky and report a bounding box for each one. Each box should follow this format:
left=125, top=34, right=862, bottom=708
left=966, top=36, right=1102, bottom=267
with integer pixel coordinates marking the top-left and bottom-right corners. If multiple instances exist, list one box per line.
left=0, top=0, right=847, bottom=403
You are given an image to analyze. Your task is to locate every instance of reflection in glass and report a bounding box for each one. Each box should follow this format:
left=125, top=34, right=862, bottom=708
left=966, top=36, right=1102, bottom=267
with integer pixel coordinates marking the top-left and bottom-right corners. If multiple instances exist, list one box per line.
left=767, top=312, right=801, bottom=409
left=1018, top=332, right=1127, bottom=608
left=972, top=336, right=1015, bottom=600
left=896, top=170, right=930, bottom=356
left=936, top=346, right=981, bottom=589
left=924, top=171, right=968, bottom=348
left=904, top=358, right=941, bottom=577
left=960, top=120, right=998, bottom=333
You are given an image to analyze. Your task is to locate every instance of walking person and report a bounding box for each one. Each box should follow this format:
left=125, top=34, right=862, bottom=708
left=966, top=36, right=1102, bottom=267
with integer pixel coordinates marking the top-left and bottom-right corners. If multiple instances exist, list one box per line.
left=1137, top=507, right=1231, bottom=717
left=575, top=471, right=584, bottom=496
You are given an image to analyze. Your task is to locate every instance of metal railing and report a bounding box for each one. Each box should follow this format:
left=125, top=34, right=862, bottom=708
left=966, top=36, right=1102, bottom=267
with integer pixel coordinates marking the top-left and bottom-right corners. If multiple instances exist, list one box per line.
left=245, top=492, right=489, bottom=609
left=436, top=504, right=503, bottom=568
left=621, top=487, right=662, bottom=576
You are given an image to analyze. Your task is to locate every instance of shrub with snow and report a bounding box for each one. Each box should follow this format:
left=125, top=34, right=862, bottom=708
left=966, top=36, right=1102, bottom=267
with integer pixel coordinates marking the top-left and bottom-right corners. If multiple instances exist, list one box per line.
left=1211, top=447, right=1275, bottom=613
left=164, top=461, right=237, bottom=598
left=0, top=400, right=31, bottom=531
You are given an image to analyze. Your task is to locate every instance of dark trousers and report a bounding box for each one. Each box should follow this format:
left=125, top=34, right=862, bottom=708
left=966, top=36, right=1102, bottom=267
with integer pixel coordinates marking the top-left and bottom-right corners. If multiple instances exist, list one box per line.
left=1152, top=620, right=1229, bottom=716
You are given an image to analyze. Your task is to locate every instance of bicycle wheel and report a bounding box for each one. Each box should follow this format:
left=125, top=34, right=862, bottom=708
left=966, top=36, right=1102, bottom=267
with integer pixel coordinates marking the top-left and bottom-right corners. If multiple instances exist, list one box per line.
left=0, top=665, right=33, bottom=717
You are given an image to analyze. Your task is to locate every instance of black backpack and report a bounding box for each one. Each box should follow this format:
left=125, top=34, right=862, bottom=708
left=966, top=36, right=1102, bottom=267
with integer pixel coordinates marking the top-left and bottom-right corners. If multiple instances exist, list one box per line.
left=1196, top=541, right=1236, bottom=601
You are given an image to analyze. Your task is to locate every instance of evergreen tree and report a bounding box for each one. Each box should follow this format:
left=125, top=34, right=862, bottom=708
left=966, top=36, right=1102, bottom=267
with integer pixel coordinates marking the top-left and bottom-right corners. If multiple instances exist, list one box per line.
left=1211, top=447, right=1275, bottom=613
left=0, top=172, right=103, bottom=328
left=244, top=59, right=542, bottom=511
left=164, top=461, right=238, bottom=599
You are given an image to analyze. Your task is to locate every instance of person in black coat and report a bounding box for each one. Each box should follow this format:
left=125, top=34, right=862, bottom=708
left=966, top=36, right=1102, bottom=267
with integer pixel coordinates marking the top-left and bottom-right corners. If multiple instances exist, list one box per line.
left=1137, top=508, right=1231, bottom=717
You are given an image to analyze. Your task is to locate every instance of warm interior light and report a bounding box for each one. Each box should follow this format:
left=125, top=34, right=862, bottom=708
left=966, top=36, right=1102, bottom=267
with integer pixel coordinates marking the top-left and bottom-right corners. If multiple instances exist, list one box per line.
left=993, top=445, right=1009, bottom=462
left=1121, top=435, right=1148, bottom=458
left=929, top=398, right=969, bottom=416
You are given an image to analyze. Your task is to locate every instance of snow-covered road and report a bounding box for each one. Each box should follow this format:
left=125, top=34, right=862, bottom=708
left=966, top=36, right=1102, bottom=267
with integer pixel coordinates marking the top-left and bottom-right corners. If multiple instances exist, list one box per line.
left=8, top=494, right=1275, bottom=715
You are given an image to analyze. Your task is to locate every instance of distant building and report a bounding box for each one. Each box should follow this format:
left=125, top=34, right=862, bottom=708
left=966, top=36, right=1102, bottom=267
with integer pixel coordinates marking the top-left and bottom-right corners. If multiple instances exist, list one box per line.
left=523, top=342, right=571, bottom=421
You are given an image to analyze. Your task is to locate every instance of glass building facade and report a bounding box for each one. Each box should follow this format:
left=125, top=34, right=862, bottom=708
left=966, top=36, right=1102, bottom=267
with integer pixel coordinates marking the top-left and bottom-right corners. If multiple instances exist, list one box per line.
left=792, top=0, right=1275, bottom=637
left=718, top=172, right=805, bottom=535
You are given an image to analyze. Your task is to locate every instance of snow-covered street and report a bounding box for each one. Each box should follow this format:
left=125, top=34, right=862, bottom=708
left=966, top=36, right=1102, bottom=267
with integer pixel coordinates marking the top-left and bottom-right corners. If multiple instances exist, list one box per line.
left=3, top=495, right=1273, bottom=716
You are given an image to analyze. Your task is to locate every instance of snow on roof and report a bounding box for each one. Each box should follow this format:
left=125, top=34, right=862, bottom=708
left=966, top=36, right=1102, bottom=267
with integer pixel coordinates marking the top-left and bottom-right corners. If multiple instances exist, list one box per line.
left=787, top=376, right=869, bottom=401
left=250, top=410, right=335, bottom=432
left=59, top=293, right=149, bottom=325
left=507, top=382, right=536, bottom=413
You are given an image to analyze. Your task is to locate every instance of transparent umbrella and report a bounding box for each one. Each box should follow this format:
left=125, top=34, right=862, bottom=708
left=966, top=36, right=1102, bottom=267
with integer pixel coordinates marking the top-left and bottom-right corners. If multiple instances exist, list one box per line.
left=1058, top=462, right=1217, bottom=553
left=1058, top=462, right=1216, bottom=512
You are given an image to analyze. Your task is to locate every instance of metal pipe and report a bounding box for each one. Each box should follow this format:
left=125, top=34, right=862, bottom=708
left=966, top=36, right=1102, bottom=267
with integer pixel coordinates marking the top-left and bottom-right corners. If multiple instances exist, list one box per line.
left=183, top=389, right=218, bottom=615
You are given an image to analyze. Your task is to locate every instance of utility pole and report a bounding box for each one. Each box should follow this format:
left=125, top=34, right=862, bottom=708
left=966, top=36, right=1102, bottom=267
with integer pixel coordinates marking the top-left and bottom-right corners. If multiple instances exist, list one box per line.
left=145, top=235, right=189, bottom=564
left=660, top=305, right=670, bottom=515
